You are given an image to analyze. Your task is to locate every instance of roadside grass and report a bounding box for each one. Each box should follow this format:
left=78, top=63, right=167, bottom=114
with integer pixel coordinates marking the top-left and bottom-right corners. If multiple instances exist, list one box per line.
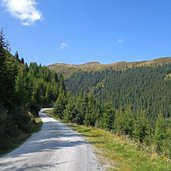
left=45, top=110, right=171, bottom=171
left=0, top=113, right=42, bottom=156
left=30, top=113, right=43, bottom=133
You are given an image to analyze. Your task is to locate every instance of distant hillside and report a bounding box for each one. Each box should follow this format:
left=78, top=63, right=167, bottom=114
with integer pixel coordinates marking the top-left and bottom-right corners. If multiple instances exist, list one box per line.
left=49, top=57, right=171, bottom=118
left=49, top=57, right=171, bottom=78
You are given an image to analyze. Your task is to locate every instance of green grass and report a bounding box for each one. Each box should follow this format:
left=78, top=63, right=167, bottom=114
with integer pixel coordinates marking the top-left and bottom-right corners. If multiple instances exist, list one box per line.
left=30, top=113, right=43, bottom=132
left=45, top=109, right=171, bottom=171
left=69, top=125, right=171, bottom=171
left=0, top=113, right=42, bottom=156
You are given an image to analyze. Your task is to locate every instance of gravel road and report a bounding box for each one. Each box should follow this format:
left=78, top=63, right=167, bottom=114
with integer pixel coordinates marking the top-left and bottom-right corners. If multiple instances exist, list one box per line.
left=0, top=109, right=102, bottom=171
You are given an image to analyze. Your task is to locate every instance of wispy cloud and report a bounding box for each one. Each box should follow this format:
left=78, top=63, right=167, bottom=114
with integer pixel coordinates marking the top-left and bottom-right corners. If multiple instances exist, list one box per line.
left=117, top=38, right=124, bottom=44
left=1, top=0, right=42, bottom=26
left=59, top=42, right=69, bottom=50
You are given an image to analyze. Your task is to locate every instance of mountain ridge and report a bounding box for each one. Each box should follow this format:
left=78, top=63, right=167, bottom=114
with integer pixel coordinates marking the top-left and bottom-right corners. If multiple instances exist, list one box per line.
left=49, top=57, right=171, bottom=78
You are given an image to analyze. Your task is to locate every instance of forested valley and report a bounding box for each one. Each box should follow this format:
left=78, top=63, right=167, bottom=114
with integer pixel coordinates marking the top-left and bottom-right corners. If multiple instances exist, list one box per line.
left=0, top=29, right=170, bottom=160
left=53, top=61, right=171, bottom=159
left=0, top=30, right=65, bottom=152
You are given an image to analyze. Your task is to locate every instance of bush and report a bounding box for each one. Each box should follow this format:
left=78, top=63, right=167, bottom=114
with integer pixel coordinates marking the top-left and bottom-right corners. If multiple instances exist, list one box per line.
left=0, top=106, right=8, bottom=138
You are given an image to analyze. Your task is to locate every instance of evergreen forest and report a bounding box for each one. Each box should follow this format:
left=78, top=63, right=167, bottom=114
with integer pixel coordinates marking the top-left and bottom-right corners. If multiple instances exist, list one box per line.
left=0, top=30, right=65, bottom=151
left=53, top=61, right=171, bottom=158
left=0, top=29, right=170, bottom=159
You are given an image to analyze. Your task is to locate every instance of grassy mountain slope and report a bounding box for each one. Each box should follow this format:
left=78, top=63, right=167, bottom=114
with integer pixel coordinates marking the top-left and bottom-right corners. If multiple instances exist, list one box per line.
left=49, top=57, right=171, bottom=78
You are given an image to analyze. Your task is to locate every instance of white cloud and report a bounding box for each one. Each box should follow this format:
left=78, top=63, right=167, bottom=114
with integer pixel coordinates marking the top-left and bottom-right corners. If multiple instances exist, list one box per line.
left=117, top=38, right=124, bottom=44
left=1, top=0, right=42, bottom=26
left=59, top=42, right=69, bottom=50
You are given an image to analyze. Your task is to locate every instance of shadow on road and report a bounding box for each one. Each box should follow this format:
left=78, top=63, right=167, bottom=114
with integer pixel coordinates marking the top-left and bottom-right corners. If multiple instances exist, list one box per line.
left=1, top=160, right=74, bottom=171
left=0, top=113, right=88, bottom=170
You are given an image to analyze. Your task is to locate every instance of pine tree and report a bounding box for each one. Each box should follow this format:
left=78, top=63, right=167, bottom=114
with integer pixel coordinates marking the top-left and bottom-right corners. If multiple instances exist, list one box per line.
left=102, top=104, right=115, bottom=130
left=153, top=113, right=167, bottom=154
left=21, top=58, right=24, bottom=64
left=0, top=28, right=6, bottom=54
left=74, top=95, right=86, bottom=125
left=133, top=110, right=150, bottom=143
left=0, top=29, right=6, bottom=104
left=15, top=67, right=31, bottom=106
left=53, top=91, right=67, bottom=119
left=64, top=96, right=78, bottom=123
left=15, top=51, right=20, bottom=61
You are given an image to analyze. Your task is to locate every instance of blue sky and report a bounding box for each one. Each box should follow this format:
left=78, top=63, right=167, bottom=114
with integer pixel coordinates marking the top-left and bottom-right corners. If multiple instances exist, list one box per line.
left=0, top=0, right=171, bottom=65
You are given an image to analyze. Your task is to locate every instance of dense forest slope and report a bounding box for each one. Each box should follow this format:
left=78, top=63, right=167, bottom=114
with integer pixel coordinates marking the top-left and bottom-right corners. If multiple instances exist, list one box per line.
left=50, top=58, right=171, bottom=118
left=51, top=57, right=171, bottom=158
left=0, top=30, right=65, bottom=152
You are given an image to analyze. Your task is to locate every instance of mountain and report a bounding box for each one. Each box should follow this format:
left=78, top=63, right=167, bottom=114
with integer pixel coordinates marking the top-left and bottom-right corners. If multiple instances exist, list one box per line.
left=49, top=57, right=171, bottom=78
left=49, top=57, right=171, bottom=118
left=50, top=56, right=171, bottom=159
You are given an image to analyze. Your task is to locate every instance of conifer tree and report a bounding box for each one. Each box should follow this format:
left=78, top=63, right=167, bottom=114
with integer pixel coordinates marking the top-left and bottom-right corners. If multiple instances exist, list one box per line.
left=53, top=90, right=67, bottom=119
left=133, top=110, right=150, bottom=143
left=153, top=113, right=167, bottom=154
left=101, top=104, right=115, bottom=130
left=15, top=51, right=20, bottom=61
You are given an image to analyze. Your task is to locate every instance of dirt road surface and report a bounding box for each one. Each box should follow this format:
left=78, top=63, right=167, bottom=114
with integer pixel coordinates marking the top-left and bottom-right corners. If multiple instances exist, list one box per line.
left=0, top=109, right=102, bottom=171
